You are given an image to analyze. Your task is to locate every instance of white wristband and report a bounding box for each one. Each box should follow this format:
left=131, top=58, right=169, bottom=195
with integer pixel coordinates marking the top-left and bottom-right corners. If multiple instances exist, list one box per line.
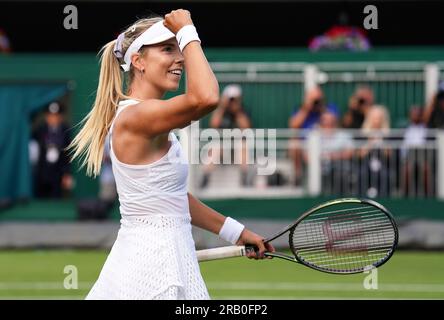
left=176, top=25, right=201, bottom=52
left=219, top=217, right=245, bottom=245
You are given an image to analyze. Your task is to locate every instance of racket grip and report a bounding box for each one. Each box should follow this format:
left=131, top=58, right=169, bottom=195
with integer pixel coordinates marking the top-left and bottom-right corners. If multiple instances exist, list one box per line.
left=245, top=244, right=273, bottom=259
left=196, top=245, right=246, bottom=262
left=245, top=245, right=259, bottom=256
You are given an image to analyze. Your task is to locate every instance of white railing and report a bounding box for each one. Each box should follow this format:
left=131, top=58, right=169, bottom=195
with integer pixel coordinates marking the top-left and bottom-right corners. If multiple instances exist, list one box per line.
left=180, top=61, right=444, bottom=199
left=179, top=128, right=444, bottom=200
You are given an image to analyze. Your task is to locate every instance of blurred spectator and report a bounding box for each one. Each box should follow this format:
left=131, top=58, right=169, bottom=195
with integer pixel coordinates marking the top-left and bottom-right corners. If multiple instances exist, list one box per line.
left=289, top=86, right=339, bottom=130
left=210, top=85, right=251, bottom=130
left=401, top=106, right=432, bottom=196
left=424, top=84, right=444, bottom=129
left=31, top=102, right=73, bottom=198
left=342, top=85, right=375, bottom=128
left=0, top=28, right=11, bottom=53
left=318, top=112, right=355, bottom=195
left=358, top=105, right=392, bottom=198
left=288, top=86, right=339, bottom=186
left=402, top=107, right=427, bottom=151
left=200, top=84, right=253, bottom=188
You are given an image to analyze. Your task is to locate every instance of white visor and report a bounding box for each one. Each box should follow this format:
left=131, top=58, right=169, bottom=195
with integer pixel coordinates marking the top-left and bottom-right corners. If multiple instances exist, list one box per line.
left=121, top=20, right=175, bottom=72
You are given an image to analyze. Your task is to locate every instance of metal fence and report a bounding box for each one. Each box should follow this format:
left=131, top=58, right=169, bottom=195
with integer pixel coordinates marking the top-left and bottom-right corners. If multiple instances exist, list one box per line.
left=180, top=128, right=444, bottom=200
left=181, top=61, right=444, bottom=199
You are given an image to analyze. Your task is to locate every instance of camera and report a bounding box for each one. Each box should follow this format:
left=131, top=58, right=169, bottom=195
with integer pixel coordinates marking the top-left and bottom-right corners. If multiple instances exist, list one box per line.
left=312, top=99, right=322, bottom=109
left=357, top=97, right=366, bottom=106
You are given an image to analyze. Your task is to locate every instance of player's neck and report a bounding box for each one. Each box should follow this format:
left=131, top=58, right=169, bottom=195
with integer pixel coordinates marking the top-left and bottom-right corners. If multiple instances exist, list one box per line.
left=127, top=81, right=165, bottom=101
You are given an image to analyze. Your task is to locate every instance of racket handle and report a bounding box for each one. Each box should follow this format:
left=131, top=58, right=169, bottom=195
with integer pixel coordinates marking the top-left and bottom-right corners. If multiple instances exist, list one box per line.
left=196, top=245, right=246, bottom=262
left=245, top=245, right=259, bottom=256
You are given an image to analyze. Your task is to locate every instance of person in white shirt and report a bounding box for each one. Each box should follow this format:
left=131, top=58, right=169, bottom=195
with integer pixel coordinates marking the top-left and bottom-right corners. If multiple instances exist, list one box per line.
left=318, top=112, right=354, bottom=195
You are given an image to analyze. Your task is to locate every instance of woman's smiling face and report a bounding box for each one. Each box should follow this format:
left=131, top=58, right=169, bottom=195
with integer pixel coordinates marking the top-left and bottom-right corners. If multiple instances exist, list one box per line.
left=137, top=38, right=184, bottom=92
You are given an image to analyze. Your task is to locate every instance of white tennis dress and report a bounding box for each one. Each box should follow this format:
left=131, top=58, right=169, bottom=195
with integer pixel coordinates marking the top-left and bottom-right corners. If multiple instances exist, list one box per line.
left=86, top=99, right=210, bottom=300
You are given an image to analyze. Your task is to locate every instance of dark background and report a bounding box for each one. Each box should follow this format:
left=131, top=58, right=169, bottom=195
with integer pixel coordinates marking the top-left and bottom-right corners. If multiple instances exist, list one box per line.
left=0, top=0, right=443, bottom=52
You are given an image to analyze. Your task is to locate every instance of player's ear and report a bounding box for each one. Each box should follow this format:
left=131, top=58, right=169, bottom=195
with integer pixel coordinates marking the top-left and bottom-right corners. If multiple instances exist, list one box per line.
left=131, top=53, right=146, bottom=73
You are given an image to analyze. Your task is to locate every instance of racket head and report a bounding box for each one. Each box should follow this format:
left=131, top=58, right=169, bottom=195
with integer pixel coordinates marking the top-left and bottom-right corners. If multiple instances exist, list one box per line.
left=289, top=198, right=398, bottom=274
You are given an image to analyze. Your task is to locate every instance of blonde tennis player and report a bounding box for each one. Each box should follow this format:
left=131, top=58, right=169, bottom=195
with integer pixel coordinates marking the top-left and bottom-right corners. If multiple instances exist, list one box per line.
left=69, top=9, right=274, bottom=300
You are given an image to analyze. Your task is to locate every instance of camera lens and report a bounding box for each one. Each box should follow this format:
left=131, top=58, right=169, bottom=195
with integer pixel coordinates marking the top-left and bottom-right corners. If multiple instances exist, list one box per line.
left=312, top=99, right=321, bottom=108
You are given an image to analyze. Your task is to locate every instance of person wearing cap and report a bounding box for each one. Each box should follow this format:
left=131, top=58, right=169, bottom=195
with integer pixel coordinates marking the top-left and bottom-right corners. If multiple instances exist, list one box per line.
left=211, top=84, right=251, bottom=130
left=68, top=10, right=273, bottom=300
left=199, top=84, right=253, bottom=188
left=31, top=102, right=73, bottom=198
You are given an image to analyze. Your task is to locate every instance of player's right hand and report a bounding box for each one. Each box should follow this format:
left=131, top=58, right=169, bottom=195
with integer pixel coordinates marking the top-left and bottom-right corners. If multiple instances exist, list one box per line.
left=164, top=9, right=194, bottom=34
left=236, top=229, right=275, bottom=260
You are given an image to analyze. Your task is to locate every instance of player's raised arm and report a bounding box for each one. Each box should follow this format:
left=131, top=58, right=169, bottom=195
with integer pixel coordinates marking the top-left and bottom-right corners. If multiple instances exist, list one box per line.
left=125, top=9, right=220, bottom=137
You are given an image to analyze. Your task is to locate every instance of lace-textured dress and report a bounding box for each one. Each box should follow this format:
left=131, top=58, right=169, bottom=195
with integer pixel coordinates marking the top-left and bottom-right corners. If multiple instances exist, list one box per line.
left=86, top=99, right=209, bottom=300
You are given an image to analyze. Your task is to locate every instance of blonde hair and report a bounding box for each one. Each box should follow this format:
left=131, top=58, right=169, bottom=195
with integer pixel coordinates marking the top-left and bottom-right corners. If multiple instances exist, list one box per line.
left=362, top=105, right=391, bottom=134
left=68, top=16, right=162, bottom=177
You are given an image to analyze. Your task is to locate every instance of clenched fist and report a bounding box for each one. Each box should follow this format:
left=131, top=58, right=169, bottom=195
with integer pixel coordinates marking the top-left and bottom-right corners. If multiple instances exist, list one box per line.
left=163, top=9, right=194, bottom=34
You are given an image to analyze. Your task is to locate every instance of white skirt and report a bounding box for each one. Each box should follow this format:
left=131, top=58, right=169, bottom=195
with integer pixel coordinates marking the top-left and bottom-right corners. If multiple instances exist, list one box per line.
left=86, top=214, right=210, bottom=300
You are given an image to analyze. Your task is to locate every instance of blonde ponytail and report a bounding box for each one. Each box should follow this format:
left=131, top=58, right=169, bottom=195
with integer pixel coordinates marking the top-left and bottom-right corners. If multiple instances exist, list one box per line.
left=68, top=40, right=130, bottom=177
left=68, top=16, right=162, bottom=177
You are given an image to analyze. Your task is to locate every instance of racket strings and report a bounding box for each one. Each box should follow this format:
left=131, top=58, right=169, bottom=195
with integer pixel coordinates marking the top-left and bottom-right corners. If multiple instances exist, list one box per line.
left=291, top=204, right=396, bottom=273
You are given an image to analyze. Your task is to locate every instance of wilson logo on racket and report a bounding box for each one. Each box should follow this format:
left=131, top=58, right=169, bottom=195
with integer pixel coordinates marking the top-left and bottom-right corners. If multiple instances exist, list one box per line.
left=322, top=217, right=368, bottom=255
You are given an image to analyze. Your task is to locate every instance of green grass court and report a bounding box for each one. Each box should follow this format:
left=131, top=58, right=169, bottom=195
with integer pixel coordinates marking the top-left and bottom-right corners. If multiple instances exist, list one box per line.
left=0, top=250, right=443, bottom=299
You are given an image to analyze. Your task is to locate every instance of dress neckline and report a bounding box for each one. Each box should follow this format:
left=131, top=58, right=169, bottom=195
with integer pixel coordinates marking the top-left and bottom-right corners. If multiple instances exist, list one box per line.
left=118, top=99, right=142, bottom=106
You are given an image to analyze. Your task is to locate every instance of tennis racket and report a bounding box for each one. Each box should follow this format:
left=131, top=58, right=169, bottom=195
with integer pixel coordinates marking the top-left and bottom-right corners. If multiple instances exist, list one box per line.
left=197, top=198, right=398, bottom=274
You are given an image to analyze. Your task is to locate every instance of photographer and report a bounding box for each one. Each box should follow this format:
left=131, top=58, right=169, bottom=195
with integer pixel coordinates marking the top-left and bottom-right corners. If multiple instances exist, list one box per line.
left=200, top=84, right=253, bottom=188
left=210, top=84, right=251, bottom=130
left=288, top=86, right=339, bottom=186
left=289, top=86, right=339, bottom=130
left=342, top=85, right=375, bottom=128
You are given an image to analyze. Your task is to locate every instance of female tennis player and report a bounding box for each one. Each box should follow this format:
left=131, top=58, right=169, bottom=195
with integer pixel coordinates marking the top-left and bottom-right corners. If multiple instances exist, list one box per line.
left=69, top=9, right=274, bottom=300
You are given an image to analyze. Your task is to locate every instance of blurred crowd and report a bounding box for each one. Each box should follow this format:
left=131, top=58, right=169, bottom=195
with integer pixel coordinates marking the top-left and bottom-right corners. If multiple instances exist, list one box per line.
left=29, top=83, right=444, bottom=200
left=202, top=82, right=444, bottom=198
left=290, top=83, right=443, bottom=197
